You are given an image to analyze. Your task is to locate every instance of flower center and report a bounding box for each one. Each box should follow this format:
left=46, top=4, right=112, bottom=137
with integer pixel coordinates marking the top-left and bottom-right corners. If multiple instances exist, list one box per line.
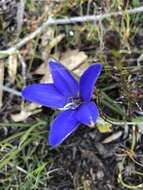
left=61, top=96, right=83, bottom=110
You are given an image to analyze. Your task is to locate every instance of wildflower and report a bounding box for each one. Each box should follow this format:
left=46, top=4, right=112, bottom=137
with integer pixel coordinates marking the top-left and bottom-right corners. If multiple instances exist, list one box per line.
left=22, top=61, right=102, bottom=147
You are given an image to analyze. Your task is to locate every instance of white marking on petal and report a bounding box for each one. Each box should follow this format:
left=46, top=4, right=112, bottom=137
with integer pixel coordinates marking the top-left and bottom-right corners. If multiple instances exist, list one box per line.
left=89, top=116, right=95, bottom=127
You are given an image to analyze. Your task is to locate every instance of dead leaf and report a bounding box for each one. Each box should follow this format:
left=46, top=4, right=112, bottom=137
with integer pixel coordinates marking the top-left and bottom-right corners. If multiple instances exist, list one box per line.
left=35, top=49, right=88, bottom=83
left=102, top=131, right=123, bottom=144
left=11, top=103, right=41, bottom=122
left=60, top=49, right=88, bottom=76
left=35, top=63, right=53, bottom=83
left=8, top=53, right=18, bottom=83
left=40, top=72, right=53, bottom=83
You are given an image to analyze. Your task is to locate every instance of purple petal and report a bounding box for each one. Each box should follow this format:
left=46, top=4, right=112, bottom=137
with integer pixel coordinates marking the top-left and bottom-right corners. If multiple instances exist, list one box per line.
left=80, top=64, right=102, bottom=101
left=76, top=102, right=99, bottom=127
left=22, top=84, right=67, bottom=109
left=48, top=60, right=79, bottom=97
left=48, top=110, right=80, bottom=147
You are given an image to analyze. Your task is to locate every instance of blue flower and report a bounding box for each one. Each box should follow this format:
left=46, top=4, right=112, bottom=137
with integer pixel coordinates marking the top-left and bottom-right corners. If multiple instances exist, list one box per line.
left=22, top=61, right=102, bottom=147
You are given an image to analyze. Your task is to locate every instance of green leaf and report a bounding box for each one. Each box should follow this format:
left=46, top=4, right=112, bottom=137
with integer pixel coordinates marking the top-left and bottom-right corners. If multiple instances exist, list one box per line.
left=101, top=91, right=125, bottom=117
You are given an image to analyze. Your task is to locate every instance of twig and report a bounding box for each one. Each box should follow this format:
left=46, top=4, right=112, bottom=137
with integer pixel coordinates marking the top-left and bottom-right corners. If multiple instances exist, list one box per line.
left=97, top=117, right=143, bottom=129
left=0, top=6, right=143, bottom=57
left=2, top=86, right=22, bottom=97
left=107, top=119, right=143, bottom=126
left=0, top=60, right=4, bottom=107
left=16, top=0, right=25, bottom=35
